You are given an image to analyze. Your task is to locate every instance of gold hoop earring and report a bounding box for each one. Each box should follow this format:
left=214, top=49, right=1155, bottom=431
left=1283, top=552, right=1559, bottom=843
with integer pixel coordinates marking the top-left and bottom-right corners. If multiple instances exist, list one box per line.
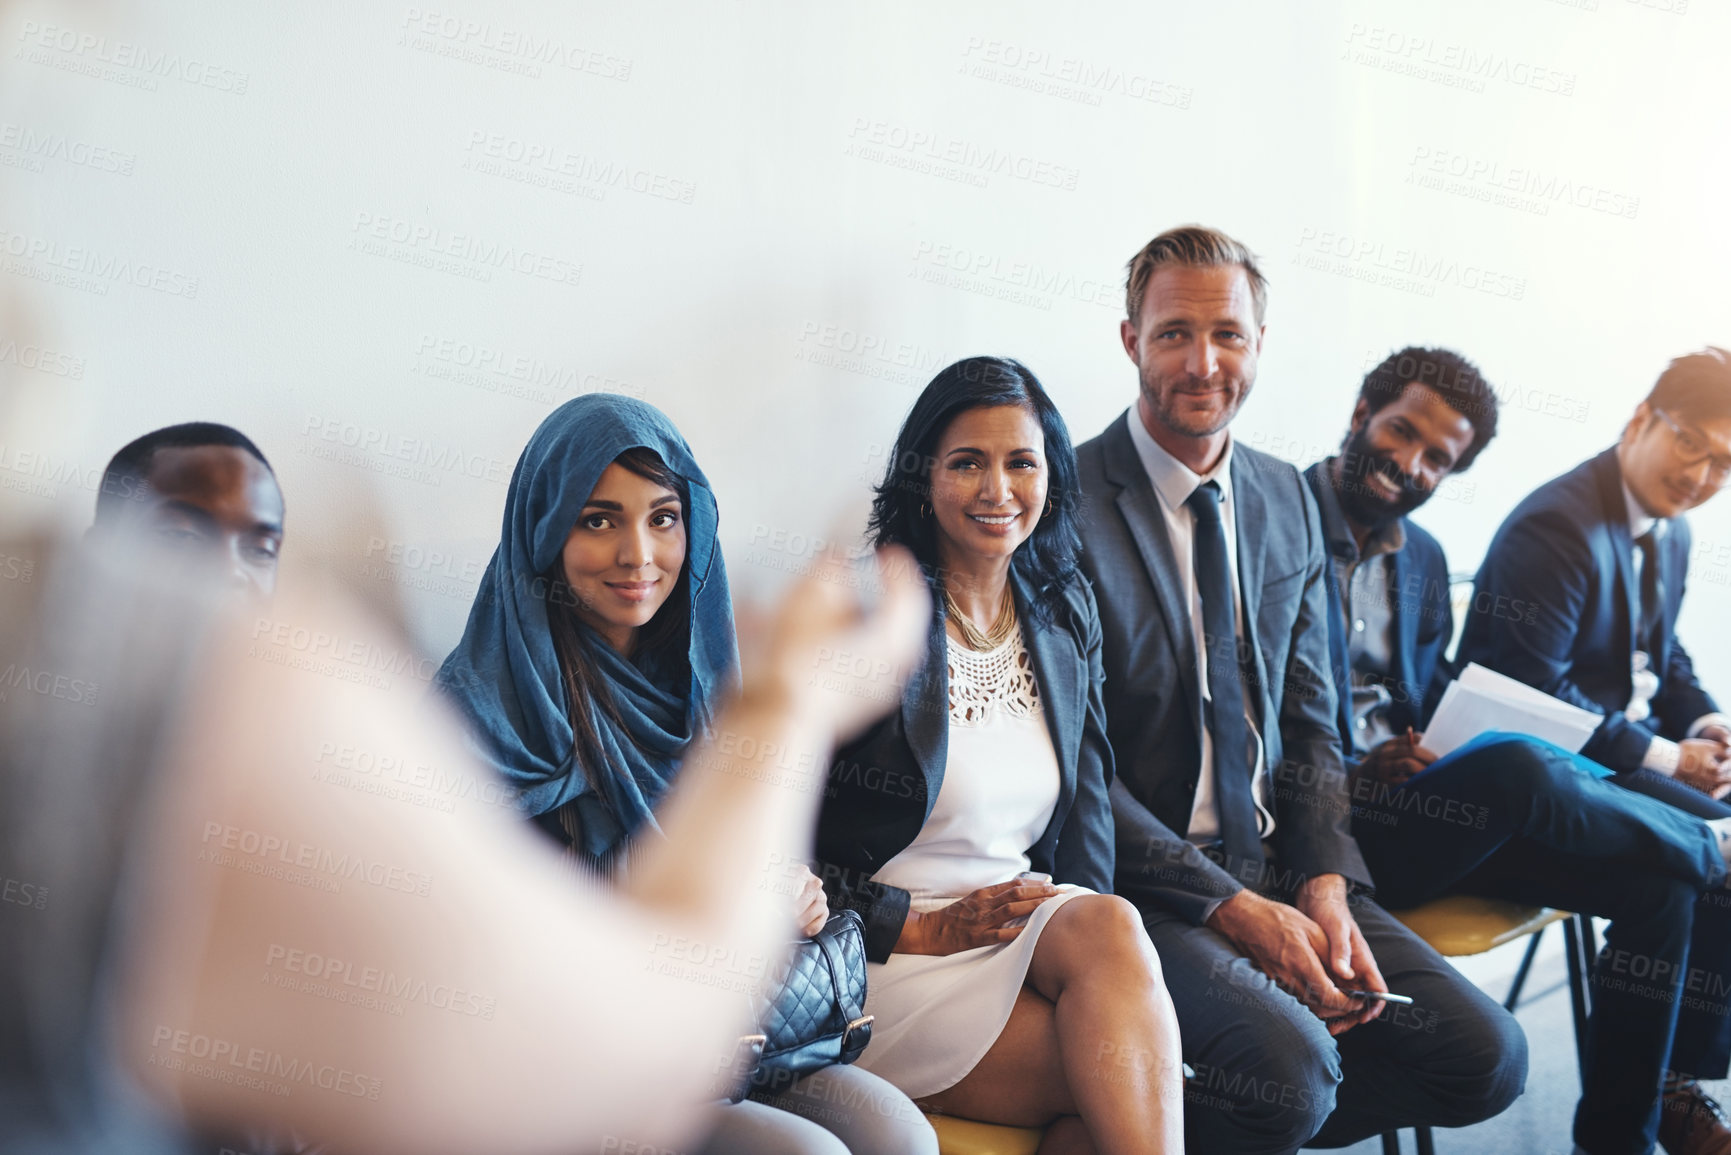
left=1044, top=496, right=1055, bottom=517
left=919, top=502, right=932, bottom=518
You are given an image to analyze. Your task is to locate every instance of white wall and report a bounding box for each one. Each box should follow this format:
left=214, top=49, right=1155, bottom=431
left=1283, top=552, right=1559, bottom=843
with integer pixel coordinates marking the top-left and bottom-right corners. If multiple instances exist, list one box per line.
left=4, top=0, right=1728, bottom=681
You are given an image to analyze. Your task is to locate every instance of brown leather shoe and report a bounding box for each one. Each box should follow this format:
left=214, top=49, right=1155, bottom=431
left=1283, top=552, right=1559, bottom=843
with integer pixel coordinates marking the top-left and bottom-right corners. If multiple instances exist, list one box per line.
left=1661, top=1080, right=1731, bottom=1155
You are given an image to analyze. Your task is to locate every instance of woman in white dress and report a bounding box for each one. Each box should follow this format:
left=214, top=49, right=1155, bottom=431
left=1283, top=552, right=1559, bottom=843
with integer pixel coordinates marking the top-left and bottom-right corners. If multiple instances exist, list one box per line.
left=815, top=358, right=1184, bottom=1153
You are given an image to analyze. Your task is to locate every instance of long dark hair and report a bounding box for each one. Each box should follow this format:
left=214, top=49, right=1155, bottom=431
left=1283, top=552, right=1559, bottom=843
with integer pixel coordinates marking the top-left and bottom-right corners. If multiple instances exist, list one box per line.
left=544, top=447, right=692, bottom=800
left=867, top=356, right=1081, bottom=627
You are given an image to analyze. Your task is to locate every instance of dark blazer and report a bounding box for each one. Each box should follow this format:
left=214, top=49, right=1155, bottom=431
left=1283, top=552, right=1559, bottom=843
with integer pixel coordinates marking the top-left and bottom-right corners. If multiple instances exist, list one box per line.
left=813, top=566, right=1116, bottom=963
left=1301, top=461, right=1454, bottom=750
left=1453, top=446, right=1715, bottom=773
left=1074, top=412, right=1371, bottom=925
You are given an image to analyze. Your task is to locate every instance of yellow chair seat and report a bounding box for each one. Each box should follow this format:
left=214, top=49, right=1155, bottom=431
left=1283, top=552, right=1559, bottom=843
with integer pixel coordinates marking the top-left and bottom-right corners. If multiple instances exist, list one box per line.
left=1390, top=894, right=1571, bottom=957
left=924, top=1112, right=1045, bottom=1155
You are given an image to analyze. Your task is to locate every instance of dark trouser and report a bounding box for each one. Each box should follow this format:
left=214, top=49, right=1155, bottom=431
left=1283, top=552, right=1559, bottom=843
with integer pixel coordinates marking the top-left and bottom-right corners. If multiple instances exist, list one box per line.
left=1139, top=885, right=1526, bottom=1154
left=1353, top=735, right=1731, bottom=1155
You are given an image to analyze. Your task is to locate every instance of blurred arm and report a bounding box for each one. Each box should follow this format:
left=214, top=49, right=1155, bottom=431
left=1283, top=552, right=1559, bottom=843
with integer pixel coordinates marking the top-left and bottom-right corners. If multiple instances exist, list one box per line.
left=118, top=550, right=927, bottom=1155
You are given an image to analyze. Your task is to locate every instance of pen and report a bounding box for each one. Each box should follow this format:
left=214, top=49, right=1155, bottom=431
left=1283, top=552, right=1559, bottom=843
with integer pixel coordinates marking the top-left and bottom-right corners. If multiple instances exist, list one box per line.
left=1348, top=989, right=1414, bottom=1005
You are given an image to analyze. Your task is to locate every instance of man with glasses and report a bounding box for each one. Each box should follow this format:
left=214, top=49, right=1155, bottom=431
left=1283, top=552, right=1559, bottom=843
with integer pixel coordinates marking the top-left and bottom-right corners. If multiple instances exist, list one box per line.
left=1312, top=348, right=1731, bottom=1155
left=1457, top=347, right=1731, bottom=1150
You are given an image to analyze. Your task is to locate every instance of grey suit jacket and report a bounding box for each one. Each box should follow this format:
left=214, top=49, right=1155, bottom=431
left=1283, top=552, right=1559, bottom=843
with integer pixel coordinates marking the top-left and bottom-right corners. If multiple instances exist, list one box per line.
left=1075, top=411, right=1371, bottom=924
left=813, top=568, right=1116, bottom=961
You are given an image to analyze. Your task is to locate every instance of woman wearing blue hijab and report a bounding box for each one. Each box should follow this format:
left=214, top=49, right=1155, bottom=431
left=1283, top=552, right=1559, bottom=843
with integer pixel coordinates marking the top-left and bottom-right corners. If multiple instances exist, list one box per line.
left=437, top=394, right=935, bottom=1155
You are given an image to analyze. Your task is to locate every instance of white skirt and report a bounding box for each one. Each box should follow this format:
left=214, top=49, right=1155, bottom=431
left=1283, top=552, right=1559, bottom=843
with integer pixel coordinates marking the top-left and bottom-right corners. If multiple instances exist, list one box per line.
left=854, top=887, right=1092, bottom=1099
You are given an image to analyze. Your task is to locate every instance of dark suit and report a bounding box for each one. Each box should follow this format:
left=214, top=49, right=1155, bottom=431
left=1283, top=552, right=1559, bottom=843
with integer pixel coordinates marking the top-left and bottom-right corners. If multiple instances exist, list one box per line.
left=1078, top=424, right=1369, bottom=916
left=1305, top=460, right=1731, bottom=1154
left=1456, top=447, right=1719, bottom=774
left=813, top=567, right=1115, bottom=964
left=1076, top=411, right=1524, bottom=1154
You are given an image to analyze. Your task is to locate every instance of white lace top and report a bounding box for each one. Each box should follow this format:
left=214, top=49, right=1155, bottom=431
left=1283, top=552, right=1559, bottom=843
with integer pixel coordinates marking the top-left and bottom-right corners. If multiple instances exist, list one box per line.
left=946, top=627, right=1042, bottom=725
left=871, top=625, right=1061, bottom=902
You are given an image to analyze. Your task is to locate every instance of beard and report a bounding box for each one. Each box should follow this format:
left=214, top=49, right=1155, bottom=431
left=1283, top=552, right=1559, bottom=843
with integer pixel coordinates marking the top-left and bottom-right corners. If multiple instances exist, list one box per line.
left=1138, top=361, right=1251, bottom=438
left=1334, top=426, right=1432, bottom=529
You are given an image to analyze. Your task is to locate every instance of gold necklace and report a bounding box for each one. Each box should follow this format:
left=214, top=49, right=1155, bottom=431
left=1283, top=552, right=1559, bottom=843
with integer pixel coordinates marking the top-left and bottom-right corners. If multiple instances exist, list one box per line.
left=944, top=583, right=1016, bottom=651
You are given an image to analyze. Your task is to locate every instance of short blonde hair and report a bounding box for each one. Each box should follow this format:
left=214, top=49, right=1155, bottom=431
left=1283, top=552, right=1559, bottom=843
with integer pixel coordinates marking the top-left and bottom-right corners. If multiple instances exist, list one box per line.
left=1125, top=224, right=1268, bottom=328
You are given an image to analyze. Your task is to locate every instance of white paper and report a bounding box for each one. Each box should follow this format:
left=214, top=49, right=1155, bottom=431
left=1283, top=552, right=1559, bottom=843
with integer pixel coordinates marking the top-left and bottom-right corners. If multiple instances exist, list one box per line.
left=1421, top=663, right=1602, bottom=757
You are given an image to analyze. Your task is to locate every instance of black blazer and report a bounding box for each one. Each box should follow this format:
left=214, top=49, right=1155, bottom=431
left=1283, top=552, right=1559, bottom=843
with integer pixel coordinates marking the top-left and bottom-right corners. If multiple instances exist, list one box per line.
left=1075, top=413, right=1370, bottom=925
left=1454, top=446, right=1715, bottom=773
left=1302, top=461, right=1454, bottom=749
left=813, top=567, right=1116, bottom=963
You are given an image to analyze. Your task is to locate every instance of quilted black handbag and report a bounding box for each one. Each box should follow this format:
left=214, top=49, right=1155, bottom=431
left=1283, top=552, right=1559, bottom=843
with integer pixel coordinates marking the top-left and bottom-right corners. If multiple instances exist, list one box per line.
left=726, top=907, right=874, bottom=1098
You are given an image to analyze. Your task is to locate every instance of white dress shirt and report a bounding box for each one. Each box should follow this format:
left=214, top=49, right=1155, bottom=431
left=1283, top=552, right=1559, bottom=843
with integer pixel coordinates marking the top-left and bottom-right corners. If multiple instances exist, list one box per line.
left=1622, top=482, right=1731, bottom=773
left=1124, top=409, right=1276, bottom=842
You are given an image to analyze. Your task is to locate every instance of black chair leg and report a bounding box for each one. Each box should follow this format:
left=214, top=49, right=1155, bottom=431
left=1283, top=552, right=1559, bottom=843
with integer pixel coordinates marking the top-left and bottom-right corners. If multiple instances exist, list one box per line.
left=1380, top=1131, right=1403, bottom=1155
left=1504, top=925, right=1546, bottom=1011
left=1562, top=913, right=1594, bottom=1087
left=1415, top=1125, right=1436, bottom=1155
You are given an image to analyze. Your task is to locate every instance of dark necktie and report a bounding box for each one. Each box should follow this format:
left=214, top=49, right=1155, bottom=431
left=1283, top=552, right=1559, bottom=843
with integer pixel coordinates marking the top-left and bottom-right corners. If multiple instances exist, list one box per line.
left=1185, top=481, right=1263, bottom=871
left=1637, top=528, right=1663, bottom=654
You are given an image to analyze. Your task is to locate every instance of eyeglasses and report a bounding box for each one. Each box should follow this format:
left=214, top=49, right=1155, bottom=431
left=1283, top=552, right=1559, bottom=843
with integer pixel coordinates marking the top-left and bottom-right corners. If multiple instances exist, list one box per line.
left=1653, top=408, right=1731, bottom=483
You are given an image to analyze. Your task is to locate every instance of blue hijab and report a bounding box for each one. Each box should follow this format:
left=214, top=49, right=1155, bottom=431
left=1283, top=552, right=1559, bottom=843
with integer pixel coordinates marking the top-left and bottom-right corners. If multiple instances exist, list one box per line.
left=435, top=395, right=736, bottom=864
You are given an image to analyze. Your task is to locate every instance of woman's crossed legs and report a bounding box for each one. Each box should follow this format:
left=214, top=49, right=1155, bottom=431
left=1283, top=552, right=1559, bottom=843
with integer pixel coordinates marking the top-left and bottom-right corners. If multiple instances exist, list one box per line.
left=917, top=894, right=1183, bottom=1154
